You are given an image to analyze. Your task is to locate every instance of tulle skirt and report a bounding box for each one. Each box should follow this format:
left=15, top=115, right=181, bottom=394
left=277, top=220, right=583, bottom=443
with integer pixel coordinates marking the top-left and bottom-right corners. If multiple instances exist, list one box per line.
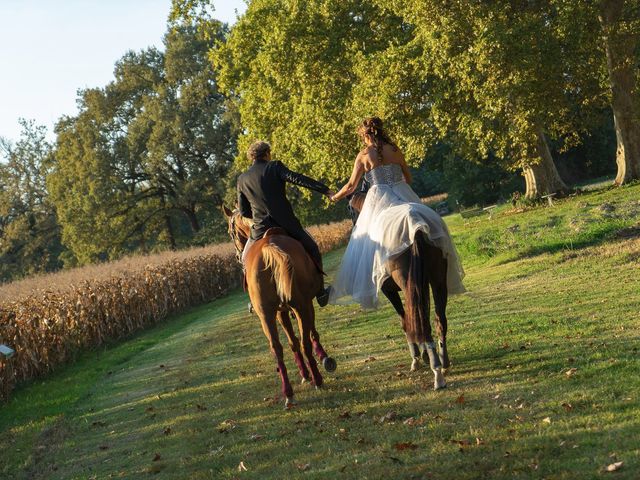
left=329, top=182, right=466, bottom=309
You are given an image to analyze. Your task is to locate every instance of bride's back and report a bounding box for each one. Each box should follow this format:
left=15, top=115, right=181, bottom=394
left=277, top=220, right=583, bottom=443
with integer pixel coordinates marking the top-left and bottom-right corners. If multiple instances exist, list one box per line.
left=360, top=143, right=404, bottom=172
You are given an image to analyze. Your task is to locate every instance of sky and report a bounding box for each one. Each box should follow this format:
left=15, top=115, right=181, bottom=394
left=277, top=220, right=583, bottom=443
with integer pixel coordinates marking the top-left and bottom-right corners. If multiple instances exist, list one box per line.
left=0, top=0, right=247, bottom=142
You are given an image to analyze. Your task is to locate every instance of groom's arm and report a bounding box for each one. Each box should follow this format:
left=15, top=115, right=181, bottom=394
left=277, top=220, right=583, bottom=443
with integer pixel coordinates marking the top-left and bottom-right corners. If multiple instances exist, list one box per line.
left=273, top=161, right=330, bottom=195
left=237, top=185, right=252, bottom=219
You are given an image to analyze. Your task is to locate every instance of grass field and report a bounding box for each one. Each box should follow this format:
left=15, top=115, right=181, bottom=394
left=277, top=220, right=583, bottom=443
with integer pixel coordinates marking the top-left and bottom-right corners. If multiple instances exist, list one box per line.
left=1, top=183, right=639, bottom=479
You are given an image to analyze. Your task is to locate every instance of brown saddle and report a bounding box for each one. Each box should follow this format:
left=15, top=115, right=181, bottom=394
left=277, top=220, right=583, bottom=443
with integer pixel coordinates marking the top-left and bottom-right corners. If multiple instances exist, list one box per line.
left=263, top=227, right=288, bottom=238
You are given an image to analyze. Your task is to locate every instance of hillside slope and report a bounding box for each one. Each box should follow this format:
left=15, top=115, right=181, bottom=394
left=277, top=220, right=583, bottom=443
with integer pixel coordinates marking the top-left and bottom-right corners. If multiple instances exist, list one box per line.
left=1, top=184, right=639, bottom=479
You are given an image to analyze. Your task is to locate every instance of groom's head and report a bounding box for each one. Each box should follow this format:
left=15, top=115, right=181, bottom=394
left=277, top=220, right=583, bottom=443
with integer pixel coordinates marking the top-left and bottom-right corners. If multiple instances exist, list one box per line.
left=247, top=141, right=271, bottom=163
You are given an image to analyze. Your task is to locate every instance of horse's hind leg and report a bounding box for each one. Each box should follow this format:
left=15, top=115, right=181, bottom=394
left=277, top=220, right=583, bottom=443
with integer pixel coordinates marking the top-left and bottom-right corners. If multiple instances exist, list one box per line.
left=386, top=273, right=421, bottom=372
left=292, top=303, right=323, bottom=388
left=413, top=280, right=445, bottom=386
left=427, top=246, right=450, bottom=370
left=309, top=328, right=337, bottom=372
left=259, top=309, right=295, bottom=407
left=277, top=310, right=310, bottom=382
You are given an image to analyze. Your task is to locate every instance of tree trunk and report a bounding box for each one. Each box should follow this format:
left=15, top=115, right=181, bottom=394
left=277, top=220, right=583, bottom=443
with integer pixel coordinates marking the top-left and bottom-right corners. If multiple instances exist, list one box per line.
left=164, top=215, right=177, bottom=250
left=182, top=207, right=201, bottom=233
left=600, top=0, right=640, bottom=184
left=523, top=126, right=568, bottom=199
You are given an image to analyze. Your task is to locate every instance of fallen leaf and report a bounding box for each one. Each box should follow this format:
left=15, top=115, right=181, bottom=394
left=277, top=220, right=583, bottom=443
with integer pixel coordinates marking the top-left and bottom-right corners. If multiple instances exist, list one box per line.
left=605, top=461, right=623, bottom=472
left=387, top=456, right=402, bottom=464
left=338, top=411, right=351, bottom=419
left=561, top=402, right=573, bottom=411
left=238, top=461, right=248, bottom=472
left=364, top=356, right=377, bottom=363
left=379, top=411, right=397, bottom=423
left=394, top=442, right=418, bottom=451
left=163, top=427, right=172, bottom=435
left=296, top=463, right=311, bottom=471
left=451, top=439, right=471, bottom=447
left=218, top=419, right=237, bottom=433
left=476, top=437, right=484, bottom=445
left=196, top=404, right=207, bottom=411
left=152, top=453, right=161, bottom=462
left=542, top=417, right=552, bottom=424
left=249, top=434, right=264, bottom=441
left=455, top=394, right=465, bottom=404
left=565, top=368, right=578, bottom=378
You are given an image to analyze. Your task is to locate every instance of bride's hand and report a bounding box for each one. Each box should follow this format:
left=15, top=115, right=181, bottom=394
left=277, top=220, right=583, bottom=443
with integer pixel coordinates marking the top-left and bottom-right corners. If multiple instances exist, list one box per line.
left=326, top=190, right=337, bottom=202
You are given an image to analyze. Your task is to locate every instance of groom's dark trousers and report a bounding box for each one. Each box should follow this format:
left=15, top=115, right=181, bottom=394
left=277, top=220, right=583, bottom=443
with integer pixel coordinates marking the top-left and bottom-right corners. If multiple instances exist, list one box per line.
left=237, top=159, right=329, bottom=269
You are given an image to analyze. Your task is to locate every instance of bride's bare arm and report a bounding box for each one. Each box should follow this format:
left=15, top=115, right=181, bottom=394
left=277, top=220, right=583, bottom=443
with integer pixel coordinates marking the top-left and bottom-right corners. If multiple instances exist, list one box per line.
left=331, top=154, right=365, bottom=202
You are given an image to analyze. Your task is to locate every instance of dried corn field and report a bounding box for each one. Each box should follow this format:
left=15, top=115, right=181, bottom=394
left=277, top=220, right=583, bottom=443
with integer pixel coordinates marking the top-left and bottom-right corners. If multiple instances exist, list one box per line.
left=0, top=219, right=352, bottom=401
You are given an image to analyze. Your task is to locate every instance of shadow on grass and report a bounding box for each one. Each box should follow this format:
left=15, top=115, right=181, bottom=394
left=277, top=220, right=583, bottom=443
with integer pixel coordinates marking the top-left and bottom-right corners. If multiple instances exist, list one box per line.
left=499, top=222, right=624, bottom=265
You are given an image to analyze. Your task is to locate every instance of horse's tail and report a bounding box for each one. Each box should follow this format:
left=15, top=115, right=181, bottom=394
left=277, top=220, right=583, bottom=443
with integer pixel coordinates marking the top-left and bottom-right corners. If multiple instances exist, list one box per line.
left=262, top=243, right=294, bottom=303
left=403, top=230, right=430, bottom=344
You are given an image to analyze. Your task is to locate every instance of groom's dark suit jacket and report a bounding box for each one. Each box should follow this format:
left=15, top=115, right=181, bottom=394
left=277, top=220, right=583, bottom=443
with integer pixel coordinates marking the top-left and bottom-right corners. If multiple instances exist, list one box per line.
left=237, top=159, right=329, bottom=241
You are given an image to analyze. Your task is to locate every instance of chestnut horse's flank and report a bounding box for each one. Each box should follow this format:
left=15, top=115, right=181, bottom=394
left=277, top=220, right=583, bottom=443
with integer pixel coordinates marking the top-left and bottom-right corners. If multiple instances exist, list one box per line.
left=223, top=206, right=336, bottom=407
left=349, top=193, right=450, bottom=389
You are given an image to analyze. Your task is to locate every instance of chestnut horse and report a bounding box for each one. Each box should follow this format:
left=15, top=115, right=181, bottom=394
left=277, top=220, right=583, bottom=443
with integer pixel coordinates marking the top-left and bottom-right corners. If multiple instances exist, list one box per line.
left=223, top=206, right=336, bottom=407
left=349, top=193, right=450, bottom=390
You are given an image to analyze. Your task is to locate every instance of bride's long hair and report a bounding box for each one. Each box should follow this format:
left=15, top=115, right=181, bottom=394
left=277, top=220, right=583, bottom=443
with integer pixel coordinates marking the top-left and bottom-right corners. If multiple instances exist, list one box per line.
left=357, top=117, right=398, bottom=160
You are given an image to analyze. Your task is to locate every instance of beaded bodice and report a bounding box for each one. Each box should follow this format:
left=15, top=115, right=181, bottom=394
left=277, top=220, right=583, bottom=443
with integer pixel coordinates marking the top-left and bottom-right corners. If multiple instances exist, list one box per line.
left=364, top=163, right=404, bottom=186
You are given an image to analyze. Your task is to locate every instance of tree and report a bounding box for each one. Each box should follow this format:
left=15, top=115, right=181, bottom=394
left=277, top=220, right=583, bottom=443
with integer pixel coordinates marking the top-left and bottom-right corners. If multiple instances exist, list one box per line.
left=211, top=0, right=410, bottom=184
left=598, top=0, right=640, bottom=184
left=0, top=120, right=65, bottom=281
left=49, top=20, right=236, bottom=264
left=380, top=0, right=592, bottom=197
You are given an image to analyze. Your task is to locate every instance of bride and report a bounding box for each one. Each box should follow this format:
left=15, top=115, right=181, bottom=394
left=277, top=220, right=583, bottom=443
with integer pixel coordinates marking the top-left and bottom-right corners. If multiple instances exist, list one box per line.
left=328, top=117, right=465, bottom=309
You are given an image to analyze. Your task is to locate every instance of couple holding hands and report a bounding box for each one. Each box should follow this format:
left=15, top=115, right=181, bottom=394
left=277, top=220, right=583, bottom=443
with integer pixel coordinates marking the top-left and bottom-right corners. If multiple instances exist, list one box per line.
left=237, top=117, right=465, bottom=311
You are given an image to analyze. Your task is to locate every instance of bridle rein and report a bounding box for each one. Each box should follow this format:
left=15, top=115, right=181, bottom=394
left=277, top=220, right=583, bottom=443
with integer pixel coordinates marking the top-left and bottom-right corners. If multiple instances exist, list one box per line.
left=228, top=210, right=248, bottom=264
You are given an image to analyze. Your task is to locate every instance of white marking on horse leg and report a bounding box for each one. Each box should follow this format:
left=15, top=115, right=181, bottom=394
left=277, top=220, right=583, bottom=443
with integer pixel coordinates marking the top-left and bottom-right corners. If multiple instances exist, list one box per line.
left=410, top=358, right=421, bottom=372
left=432, top=367, right=446, bottom=390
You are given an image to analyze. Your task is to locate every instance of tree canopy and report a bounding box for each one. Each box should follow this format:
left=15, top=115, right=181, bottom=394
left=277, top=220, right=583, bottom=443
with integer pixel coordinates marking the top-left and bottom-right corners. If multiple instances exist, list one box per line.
left=48, top=20, right=237, bottom=264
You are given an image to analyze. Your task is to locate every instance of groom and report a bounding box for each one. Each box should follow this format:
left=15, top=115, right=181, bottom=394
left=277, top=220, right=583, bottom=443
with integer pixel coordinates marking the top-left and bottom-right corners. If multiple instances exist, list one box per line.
left=237, top=140, right=333, bottom=306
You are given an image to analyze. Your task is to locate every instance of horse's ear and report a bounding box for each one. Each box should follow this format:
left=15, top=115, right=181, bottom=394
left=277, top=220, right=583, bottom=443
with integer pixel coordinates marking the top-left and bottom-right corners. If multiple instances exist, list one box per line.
left=222, top=205, right=233, bottom=218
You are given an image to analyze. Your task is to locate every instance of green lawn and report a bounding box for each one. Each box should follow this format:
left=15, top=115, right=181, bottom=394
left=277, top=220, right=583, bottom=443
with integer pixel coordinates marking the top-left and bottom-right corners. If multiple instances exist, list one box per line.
left=1, top=183, right=639, bottom=479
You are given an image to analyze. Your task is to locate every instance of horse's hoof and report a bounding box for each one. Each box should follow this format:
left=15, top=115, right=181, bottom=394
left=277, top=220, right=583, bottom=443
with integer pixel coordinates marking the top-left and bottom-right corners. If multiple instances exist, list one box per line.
left=410, top=358, right=421, bottom=372
left=301, top=378, right=307, bottom=385
left=285, top=397, right=296, bottom=409
left=322, top=357, right=337, bottom=372
left=433, top=368, right=447, bottom=390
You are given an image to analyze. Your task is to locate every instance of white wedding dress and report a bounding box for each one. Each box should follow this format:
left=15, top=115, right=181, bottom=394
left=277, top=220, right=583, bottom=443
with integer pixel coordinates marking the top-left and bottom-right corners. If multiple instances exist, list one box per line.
left=329, top=163, right=466, bottom=309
